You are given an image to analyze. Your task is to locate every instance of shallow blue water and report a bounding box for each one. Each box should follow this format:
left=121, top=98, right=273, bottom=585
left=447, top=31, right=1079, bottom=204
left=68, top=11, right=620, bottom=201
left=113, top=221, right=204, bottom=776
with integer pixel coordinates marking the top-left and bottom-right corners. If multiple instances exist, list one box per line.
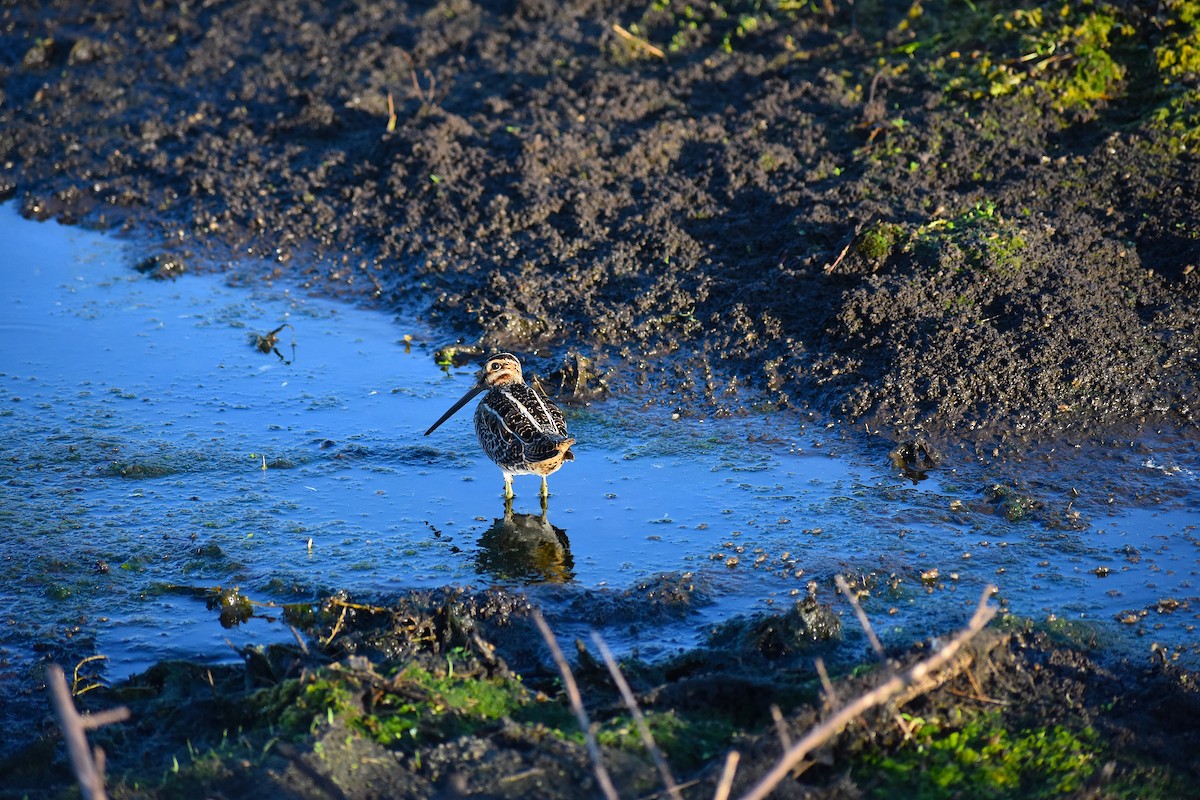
left=1, top=203, right=1196, bottom=684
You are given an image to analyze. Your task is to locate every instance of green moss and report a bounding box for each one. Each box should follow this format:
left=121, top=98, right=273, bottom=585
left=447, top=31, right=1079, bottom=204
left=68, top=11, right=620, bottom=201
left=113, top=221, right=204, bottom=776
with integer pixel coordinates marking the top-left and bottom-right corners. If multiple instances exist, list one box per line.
left=906, top=200, right=1026, bottom=274
left=595, top=709, right=736, bottom=771
left=863, top=711, right=1100, bottom=799
left=857, top=221, right=906, bottom=262
left=632, top=0, right=796, bottom=57
left=1049, top=11, right=1129, bottom=110
left=1155, top=0, right=1200, bottom=78
left=1148, top=2, right=1200, bottom=148
left=356, top=663, right=531, bottom=747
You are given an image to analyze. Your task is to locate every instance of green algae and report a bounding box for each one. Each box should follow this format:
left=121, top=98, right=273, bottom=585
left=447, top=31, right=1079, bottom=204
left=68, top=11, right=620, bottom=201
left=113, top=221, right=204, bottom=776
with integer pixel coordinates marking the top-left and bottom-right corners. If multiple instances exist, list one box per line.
left=862, top=711, right=1100, bottom=799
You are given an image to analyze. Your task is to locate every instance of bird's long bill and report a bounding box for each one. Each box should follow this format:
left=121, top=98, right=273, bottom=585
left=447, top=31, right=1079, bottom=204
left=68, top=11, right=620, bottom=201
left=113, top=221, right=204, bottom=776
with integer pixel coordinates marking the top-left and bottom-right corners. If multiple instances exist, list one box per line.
left=424, top=385, right=485, bottom=436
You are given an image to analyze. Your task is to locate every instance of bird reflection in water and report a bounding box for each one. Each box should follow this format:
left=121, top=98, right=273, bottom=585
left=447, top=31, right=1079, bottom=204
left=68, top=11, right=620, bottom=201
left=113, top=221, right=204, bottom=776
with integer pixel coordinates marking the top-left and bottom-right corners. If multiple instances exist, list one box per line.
left=475, top=497, right=574, bottom=584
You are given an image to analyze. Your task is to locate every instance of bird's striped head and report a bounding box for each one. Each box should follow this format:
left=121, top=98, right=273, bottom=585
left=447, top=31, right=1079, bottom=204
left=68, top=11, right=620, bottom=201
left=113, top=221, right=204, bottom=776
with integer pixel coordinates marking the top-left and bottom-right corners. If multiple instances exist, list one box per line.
left=480, top=353, right=523, bottom=387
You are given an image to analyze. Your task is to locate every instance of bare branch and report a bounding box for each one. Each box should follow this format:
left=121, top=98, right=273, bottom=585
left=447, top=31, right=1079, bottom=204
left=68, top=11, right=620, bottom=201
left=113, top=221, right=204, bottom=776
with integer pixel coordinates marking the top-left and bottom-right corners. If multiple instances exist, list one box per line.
left=735, top=585, right=998, bottom=800
left=814, top=657, right=838, bottom=709
left=79, top=707, right=131, bottom=730
left=532, top=611, right=620, bottom=800
left=47, top=664, right=130, bottom=800
left=713, top=750, right=741, bottom=800
left=289, top=625, right=310, bottom=655
left=835, top=574, right=886, bottom=661
left=769, top=704, right=791, bottom=750
left=591, top=631, right=683, bottom=800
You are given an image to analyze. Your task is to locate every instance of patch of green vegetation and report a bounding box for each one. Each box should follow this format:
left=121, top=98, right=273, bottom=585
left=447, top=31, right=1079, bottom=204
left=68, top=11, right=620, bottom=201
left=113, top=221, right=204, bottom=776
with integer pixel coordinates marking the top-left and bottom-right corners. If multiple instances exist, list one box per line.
left=907, top=201, right=1026, bottom=274
left=630, top=0, right=798, bottom=57
left=266, top=675, right=359, bottom=736
left=361, top=663, right=531, bottom=746
left=862, top=711, right=1100, bottom=799
left=985, top=482, right=1043, bottom=522
left=857, top=221, right=906, bottom=262
left=1154, top=0, right=1200, bottom=78
left=252, top=659, right=542, bottom=750
left=890, top=2, right=1139, bottom=116
left=1148, top=1, right=1200, bottom=148
left=883, top=0, right=1200, bottom=148
left=595, top=710, right=736, bottom=771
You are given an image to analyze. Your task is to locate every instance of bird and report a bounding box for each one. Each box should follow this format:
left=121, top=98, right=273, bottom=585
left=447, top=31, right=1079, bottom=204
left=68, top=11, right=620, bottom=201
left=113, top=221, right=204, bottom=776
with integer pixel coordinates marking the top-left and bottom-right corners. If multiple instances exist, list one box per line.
left=424, top=353, right=574, bottom=500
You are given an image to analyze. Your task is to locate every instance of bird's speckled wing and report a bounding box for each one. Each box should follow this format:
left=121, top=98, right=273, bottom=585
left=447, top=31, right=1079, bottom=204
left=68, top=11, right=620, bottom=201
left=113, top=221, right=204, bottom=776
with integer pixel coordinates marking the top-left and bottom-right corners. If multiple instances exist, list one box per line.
left=474, top=383, right=571, bottom=470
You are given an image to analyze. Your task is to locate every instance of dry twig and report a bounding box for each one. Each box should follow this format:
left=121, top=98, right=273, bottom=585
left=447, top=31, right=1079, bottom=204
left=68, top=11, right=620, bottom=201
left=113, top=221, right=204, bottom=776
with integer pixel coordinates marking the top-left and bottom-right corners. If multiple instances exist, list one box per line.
left=72, top=655, right=109, bottom=697
left=533, top=610, right=620, bottom=800
left=47, top=664, right=130, bottom=800
left=714, top=750, right=741, bottom=800
left=835, top=574, right=913, bottom=735
left=735, top=585, right=998, bottom=800
left=814, top=657, right=838, bottom=708
left=612, top=23, right=665, bottom=59
left=835, top=574, right=886, bottom=660
left=822, top=236, right=854, bottom=273
left=769, top=704, right=791, bottom=750
left=591, top=632, right=683, bottom=800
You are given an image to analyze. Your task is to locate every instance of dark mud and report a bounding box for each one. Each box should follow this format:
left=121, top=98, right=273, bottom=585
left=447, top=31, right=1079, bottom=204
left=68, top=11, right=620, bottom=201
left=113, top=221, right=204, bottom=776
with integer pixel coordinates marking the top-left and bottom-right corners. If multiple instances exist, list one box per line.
left=4, top=0, right=1200, bottom=796
left=4, top=588, right=1198, bottom=799
left=2, top=0, right=1198, bottom=444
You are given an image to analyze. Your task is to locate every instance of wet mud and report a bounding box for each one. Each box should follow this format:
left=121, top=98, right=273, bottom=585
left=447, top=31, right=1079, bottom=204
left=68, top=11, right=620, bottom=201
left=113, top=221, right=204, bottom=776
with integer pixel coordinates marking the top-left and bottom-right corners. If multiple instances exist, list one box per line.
left=4, top=588, right=1199, bottom=799
left=2, top=0, right=1198, bottom=444
left=3, top=0, right=1200, bottom=796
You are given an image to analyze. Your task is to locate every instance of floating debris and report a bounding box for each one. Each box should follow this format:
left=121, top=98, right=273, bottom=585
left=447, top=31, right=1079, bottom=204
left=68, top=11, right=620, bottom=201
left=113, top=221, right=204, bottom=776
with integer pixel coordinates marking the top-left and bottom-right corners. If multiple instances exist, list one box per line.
left=134, top=253, right=188, bottom=280
left=250, top=322, right=296, bottom=363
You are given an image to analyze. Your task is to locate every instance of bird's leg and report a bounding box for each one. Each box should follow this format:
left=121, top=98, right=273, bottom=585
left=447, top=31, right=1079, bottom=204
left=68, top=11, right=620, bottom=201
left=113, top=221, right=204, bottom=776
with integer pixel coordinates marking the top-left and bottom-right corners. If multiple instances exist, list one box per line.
left=539, top=476, right=549, bottom=499
left=539, top=491, right=548, bottom=518
left=503, top=475, right=514, bottom=500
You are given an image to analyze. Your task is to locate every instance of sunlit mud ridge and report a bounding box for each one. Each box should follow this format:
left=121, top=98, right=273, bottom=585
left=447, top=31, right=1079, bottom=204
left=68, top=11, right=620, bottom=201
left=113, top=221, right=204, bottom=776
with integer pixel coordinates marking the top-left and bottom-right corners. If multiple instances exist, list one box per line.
left=1, top=1, right=1197, bottom=444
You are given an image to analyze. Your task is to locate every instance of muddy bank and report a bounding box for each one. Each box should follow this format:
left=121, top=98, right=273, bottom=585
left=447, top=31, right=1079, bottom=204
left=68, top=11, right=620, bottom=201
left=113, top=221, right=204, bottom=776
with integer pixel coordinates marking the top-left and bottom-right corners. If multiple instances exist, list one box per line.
left=3, top=587, right=1197, bottom=799
left=3, top=2, right=1200, bottom=797
left=1, top=0, right=1198, bottom=446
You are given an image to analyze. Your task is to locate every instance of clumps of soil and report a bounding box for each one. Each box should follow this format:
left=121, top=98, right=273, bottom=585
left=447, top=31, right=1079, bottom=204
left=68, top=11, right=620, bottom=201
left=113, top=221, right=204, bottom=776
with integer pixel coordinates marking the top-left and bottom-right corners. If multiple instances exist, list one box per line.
left=889, top=438, right=942, bottom=484
left=133, top=253, right=187, bottom=280
left=8, top=591, right=1198, bottom=799
left=309, top=587, right=534, bottom=671
left=2, top=1, right=1197, bottom=449
left=717, top=626, right=1200, bottom=799
left=706, top=596, right=842, bottom=660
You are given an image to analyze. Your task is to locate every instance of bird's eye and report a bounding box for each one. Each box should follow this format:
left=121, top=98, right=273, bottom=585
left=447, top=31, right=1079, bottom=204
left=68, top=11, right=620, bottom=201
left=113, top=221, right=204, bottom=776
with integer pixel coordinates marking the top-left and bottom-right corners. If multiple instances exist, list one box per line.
left=489, top=362, right=500, bottom=370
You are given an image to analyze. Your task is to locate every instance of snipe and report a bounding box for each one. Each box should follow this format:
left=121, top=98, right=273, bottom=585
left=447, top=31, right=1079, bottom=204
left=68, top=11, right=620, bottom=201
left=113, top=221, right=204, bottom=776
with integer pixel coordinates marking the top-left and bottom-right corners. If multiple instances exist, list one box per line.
left=424, top=353, right=574, bottom=499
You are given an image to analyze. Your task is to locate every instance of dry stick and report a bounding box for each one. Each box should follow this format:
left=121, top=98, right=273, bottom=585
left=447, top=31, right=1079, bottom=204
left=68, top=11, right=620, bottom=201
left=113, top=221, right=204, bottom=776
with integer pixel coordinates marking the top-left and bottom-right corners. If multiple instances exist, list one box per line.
left=78, top=708, right=131, bottom=730
left=73, top=655, right=108, bottom=692
left=735, top=585, right=998, bottom=800
left=834, top=573, right=912, bottom=735
left=321, top=603, right=350, bottom=647
left=814, top=657, right=839, bottom=709
left=769, top=704, right=791, bottom=750
left=713, top=750, right=741, bottom=800
left=822, top=236, right=854, bottom=273
left=532, top=611, right=620, bottom=800
left=612, top=23, right=665, bottom=59
left=385, top=92, right=397, bottom=133
left=834, top=574, right=886, bottom=660
left=591, top=632, right=684, bottom=800
left=47, top=664, right=131, bottom=800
